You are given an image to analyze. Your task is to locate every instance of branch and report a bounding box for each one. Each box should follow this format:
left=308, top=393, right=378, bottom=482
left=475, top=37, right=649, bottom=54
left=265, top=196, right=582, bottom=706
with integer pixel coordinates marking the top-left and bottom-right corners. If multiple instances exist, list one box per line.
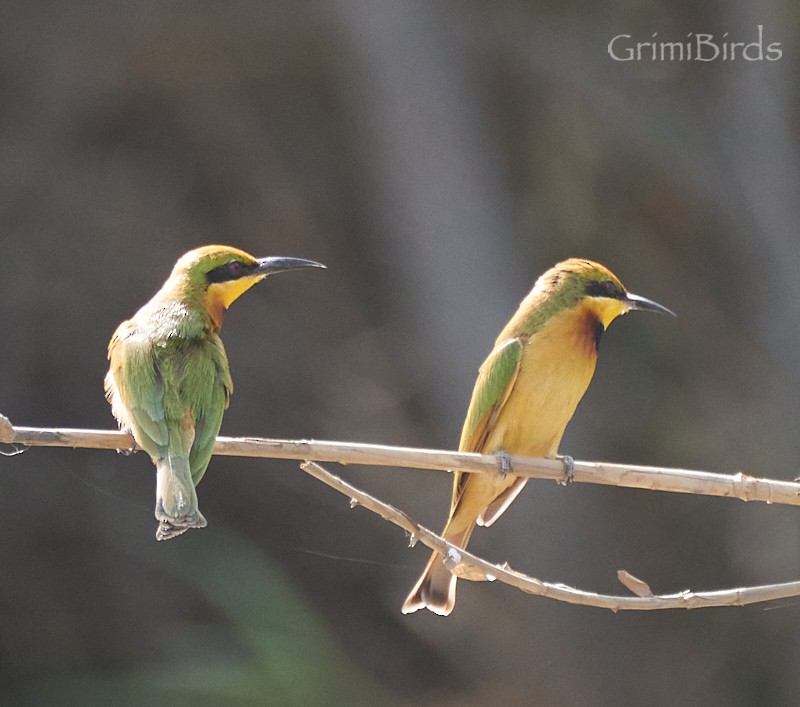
left=2, top=413, right=799, bottom=506
left=299, top=460, right=800, bottom=611
left=4, top=411, right=800, bottom=610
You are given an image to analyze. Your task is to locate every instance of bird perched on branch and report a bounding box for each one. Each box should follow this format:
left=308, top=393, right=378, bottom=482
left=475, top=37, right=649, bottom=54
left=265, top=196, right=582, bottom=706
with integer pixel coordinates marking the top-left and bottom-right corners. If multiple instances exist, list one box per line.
left=402, top=258, right=673, bottom=615
left=105, top=245, right=325, bottom=540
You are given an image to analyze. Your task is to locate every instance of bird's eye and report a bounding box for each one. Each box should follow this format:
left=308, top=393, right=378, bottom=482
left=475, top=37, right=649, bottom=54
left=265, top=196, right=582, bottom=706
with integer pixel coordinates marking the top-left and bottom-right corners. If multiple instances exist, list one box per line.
left=207, top=259, right=247, bottom=284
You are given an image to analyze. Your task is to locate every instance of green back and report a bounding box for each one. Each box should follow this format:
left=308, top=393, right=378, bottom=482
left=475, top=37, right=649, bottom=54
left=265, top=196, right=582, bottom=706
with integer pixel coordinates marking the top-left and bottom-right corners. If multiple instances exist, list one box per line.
left=109, top=305, right=233, bottom=485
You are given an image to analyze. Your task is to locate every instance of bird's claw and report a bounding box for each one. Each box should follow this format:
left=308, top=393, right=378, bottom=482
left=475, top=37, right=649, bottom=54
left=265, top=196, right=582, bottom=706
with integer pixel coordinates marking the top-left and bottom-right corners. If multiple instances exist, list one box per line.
left=116, top=428, right=139, bottom=456
left=0, top=443, right=29, bottom=457
left=557, top=454, right=575, bottom=486
left=496, top=451, right=512, bottom=480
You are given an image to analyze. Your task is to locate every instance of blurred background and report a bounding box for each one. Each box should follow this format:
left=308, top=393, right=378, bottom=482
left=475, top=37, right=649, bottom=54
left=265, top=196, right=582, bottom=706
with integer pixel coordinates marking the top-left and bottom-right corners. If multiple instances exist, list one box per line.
left=1, top=1, right=799, bottom=705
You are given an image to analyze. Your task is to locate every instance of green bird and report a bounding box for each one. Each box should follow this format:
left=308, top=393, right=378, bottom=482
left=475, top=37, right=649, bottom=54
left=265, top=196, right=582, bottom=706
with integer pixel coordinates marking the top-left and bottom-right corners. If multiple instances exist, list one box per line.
left=402, top=258, right=673, bottom=615
left=105, top=245, right=325, bottom=540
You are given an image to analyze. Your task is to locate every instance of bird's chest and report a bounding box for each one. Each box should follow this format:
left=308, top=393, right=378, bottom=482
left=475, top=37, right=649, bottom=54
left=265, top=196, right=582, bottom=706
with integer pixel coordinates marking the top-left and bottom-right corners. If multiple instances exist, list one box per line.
left=489, top=308, right=599, bottom=456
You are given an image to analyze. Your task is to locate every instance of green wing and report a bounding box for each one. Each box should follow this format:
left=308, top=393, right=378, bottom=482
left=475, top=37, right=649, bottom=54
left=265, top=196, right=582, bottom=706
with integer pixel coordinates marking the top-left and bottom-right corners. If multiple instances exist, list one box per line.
left=186, top=334, right=233, bottom=484
left=451, top=337, right=523, bottom=509
left=107, top=322, right=169, bottom=457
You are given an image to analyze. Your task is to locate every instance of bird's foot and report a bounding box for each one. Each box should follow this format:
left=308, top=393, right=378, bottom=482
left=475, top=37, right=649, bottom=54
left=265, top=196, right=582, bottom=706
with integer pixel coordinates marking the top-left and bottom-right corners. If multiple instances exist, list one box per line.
left=496, top=451, right=512, bottom=480
left=154, top=510, right=207, bottom=541
left=554, top=454, right=575, bottom=486
left=117, top=428, right=140, bottom=456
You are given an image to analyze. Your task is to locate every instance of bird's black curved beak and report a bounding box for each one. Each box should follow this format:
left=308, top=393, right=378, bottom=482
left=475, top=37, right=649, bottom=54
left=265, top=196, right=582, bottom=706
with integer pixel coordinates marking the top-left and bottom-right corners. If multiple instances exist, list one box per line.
left=625, top=292, right=675, bottom=316
left=255, top=256, right=327, bottom=275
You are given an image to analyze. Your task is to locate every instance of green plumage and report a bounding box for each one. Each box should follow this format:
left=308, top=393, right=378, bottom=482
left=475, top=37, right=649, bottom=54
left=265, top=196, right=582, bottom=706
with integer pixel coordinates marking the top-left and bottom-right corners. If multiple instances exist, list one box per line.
left=458, top=338, right=522, bottom=454
left=106, top=245, right=325, bottom=541
left=452, top=337, right=522, bottom=512
left=108, top=308, right=232, bottom=481
left=107, top=291, right=233, bottom=540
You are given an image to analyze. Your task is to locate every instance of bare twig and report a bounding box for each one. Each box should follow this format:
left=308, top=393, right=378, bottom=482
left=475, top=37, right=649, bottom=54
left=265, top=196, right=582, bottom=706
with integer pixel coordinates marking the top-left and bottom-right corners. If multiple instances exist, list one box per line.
left=4, top=411, right=800, bottom=610
left=300, top=460, right=800, bottom=611
left=2, top=413, right=799, bottom=507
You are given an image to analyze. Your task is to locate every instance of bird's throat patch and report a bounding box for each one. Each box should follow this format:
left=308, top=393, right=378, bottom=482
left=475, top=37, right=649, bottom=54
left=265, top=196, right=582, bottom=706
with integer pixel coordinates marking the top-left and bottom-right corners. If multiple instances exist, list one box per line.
left=205, top=277, right=264, bottom=329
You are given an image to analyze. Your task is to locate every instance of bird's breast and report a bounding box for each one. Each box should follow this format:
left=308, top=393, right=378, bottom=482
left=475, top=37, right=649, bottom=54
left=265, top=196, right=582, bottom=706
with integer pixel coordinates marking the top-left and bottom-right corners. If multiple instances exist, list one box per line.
left=487, top=304, right=599, bottom=457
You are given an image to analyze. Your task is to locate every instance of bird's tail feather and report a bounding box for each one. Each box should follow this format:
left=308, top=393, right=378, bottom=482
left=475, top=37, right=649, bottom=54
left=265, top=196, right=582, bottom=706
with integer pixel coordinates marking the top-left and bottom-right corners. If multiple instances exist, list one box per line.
left=154, top=455, right=206, bottom=541
left=401, top=525, right=473, bottom=616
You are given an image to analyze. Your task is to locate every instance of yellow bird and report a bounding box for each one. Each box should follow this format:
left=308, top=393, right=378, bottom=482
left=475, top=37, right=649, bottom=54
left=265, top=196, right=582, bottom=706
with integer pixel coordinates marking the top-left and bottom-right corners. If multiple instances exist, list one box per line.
left=105, top=245, right=325, bottom=540
left=402, top=258, right=673, bottom=615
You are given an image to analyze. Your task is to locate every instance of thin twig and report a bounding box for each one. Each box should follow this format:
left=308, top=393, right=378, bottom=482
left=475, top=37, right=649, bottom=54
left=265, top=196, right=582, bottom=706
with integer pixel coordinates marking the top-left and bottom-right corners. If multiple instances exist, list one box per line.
left=2, top=413, right=799, bottom=507
left=4, top=410, right=800, bottom=610
left=299, top=460, right=800, bottom=611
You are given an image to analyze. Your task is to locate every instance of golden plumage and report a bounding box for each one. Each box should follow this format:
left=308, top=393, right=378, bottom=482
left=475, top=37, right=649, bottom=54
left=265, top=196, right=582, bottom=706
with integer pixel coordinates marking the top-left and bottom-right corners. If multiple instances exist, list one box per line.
left=402, top=258, right=672, bottom=615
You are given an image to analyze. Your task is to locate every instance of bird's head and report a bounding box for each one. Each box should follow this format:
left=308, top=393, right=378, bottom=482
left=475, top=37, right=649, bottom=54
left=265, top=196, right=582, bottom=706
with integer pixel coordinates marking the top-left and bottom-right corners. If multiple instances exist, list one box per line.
left=544, top=258, right=674, bottom=328
left=511, top=258, right=674, bottom=344
left=169, top=245, right=326, bottom=329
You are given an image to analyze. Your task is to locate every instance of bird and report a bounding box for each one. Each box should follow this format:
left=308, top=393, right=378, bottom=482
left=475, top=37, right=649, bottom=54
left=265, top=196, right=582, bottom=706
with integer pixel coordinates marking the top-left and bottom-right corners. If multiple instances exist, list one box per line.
left=105, top=245, right=325, bottom=541
left=402, top=258, right=673, bottom=615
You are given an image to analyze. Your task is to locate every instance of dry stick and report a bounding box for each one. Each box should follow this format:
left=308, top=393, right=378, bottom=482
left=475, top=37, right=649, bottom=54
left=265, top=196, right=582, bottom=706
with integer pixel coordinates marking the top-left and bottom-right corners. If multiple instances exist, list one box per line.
left=299, top=460, right=800, bottom=611
left=4, top=412, right=800, bottom=609
left=2, top=413, right=800, bottom=506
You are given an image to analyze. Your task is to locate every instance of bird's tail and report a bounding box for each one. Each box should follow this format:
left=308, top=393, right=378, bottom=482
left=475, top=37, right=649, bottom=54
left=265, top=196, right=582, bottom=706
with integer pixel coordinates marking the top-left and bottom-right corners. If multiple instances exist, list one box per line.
left=401, top=522, right=475, bottom=616
left=154, top=454, right=207, bottom=541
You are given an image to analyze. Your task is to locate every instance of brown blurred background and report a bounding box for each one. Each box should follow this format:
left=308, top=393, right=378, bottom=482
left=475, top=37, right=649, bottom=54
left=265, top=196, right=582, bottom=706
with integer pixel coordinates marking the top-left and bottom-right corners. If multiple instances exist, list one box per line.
left=2, top=1, right=799, bottom=705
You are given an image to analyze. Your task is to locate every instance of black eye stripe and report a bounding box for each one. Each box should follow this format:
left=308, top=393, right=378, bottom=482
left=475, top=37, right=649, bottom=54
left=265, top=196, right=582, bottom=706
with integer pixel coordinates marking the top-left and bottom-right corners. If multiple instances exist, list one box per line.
left=585, top=279, right=622, bottom=298
left=207, top=260, right=250, bottom=283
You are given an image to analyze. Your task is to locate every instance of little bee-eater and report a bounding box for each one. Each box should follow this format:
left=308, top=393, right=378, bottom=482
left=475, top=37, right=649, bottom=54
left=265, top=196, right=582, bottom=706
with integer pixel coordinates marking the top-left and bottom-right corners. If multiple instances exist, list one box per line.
left=402, top=258, right=673, bottom=615
left=105, top=245, right=325, bottom=541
